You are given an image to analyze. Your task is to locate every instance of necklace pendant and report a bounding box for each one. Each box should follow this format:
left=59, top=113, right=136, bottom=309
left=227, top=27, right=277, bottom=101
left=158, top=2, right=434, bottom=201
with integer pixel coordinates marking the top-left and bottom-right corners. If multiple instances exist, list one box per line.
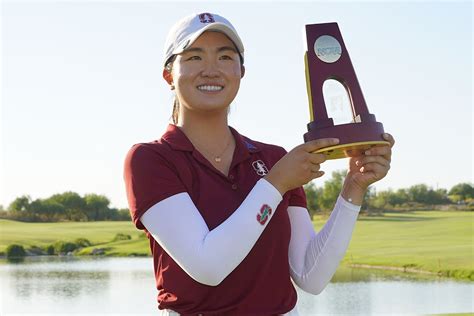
left=215, top=157, right=221, bottom=163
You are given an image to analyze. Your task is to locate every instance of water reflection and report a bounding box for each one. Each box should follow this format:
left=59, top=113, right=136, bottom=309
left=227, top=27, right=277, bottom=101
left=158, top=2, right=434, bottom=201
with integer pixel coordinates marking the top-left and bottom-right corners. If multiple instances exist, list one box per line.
left=6, top=257, right=25, bottom=264
left=0, top=256, right=158, bottom=315
left=5, top=256, right=110, bottom=301
left=0, top=257, right=472, bottom=315
left=13, top=270, right=109, bottom=299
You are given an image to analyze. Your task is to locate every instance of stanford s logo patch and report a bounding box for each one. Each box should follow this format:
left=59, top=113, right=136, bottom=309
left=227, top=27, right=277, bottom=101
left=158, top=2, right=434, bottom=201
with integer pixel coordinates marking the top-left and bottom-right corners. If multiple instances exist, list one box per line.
left=199, top=13, right=215, bottom=23
left=257, top=204, right=272, bottom=225
left=252, top=160, right=268, bottom=176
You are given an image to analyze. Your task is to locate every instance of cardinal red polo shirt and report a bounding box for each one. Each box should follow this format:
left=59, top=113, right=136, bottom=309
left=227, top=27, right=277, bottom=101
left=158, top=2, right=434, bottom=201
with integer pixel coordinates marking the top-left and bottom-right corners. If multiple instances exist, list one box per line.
left=124, top=124, right=307, bottom=316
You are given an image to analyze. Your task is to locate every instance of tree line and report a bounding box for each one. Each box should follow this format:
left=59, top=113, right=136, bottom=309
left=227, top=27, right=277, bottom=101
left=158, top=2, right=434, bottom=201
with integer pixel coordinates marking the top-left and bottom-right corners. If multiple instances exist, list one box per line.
left=0, top=172, right=472, bottom=222
left=0, top=192, right=130, bottom=222
left=304, top=170, right=473, bottom=218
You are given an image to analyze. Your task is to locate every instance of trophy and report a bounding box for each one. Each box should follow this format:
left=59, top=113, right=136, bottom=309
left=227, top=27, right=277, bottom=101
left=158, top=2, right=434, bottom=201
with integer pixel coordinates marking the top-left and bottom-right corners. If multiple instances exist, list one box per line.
left=303, top=23, right=389, bottom=159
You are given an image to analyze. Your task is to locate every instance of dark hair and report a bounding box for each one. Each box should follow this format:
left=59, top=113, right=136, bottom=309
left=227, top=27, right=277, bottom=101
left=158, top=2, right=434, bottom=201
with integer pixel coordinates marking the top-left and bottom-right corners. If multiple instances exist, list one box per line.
left=165, top=56, right=180, bottom=124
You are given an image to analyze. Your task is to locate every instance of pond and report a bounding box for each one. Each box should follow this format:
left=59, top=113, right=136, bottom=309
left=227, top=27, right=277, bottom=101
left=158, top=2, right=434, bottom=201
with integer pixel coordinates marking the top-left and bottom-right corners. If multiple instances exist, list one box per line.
left=0, top=257, right=472, bottom=315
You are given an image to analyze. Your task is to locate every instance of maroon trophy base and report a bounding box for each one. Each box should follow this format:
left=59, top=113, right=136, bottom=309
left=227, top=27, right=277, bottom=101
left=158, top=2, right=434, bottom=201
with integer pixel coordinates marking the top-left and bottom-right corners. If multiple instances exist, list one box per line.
left=304, top=121, right=389, bottom=159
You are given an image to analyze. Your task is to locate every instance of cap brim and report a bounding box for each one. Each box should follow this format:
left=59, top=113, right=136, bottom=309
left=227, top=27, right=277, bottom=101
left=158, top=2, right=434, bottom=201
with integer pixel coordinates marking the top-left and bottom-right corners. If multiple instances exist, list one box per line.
left=173, top=22, right=244, bottom=56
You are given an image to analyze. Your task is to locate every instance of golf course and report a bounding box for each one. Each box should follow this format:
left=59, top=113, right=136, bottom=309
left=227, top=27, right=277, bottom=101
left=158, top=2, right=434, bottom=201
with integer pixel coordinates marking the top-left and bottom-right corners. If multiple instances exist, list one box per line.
left=1, top=210, right=472, bottom=280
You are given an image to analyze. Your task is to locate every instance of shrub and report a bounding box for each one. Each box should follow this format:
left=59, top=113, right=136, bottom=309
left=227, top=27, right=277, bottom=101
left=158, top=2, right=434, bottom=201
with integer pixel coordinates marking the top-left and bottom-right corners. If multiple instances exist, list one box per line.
left=53, top=241, right=78, bottom=254
left=45, top=245, right=55, bottom=255
left=27, top=246, right=45, bottom=255
left=6, top=244, right=26, bottom=258
left=112, top=233, right=131, bottom=242
left=75, top=238, right=92, bottom=248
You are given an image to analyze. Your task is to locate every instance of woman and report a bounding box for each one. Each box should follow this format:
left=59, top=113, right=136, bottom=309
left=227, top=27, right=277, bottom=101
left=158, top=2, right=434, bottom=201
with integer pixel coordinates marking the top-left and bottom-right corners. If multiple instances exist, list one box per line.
left=124, top=12, right=394, bottom=316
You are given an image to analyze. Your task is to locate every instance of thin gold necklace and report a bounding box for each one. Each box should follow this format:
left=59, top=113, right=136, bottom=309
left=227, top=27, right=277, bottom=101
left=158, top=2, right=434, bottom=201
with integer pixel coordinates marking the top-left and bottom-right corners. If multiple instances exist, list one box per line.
left=199, top=136, right=232, bottom=163
left=214, top=138, right=232, bottom=163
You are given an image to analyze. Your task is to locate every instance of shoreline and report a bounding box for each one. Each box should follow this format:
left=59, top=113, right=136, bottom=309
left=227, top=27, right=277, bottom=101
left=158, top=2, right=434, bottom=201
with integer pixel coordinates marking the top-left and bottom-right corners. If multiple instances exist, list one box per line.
left=348, top=263, right=441, bottom=276
left=2, top=254, right=471, bottom=281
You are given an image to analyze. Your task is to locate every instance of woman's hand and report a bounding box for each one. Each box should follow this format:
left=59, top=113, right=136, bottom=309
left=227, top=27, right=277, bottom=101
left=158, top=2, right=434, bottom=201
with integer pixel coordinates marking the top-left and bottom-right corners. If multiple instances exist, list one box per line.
left=342, top=133, right=395, bottom=205
left=265, top=138, right=339, bottom=195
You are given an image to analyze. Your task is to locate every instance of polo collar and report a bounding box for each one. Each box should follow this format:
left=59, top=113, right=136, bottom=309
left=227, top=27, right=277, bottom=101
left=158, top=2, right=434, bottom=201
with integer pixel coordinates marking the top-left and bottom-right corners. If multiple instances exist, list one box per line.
left=161, top=124, right=261, bottom=156
left=161, top=124, right=193, bottom=151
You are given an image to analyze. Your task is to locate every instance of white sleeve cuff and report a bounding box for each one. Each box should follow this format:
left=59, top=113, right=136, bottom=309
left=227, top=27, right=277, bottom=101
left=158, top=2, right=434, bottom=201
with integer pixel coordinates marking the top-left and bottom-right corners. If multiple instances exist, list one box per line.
left=259, top=177, right=283, bottom=200
left=337, top=194, right=362, bottom=213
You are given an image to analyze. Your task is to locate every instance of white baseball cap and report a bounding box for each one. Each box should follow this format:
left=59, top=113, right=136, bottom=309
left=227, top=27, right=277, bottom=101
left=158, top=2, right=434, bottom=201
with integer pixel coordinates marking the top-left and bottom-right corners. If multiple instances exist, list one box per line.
left=163, top=12, right=244, bottom=67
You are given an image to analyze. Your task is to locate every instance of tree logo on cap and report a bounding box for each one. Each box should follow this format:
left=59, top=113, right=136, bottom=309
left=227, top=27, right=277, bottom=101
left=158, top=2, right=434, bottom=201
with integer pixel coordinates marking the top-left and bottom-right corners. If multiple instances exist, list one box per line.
left=199, top=13, right=215, bottom=24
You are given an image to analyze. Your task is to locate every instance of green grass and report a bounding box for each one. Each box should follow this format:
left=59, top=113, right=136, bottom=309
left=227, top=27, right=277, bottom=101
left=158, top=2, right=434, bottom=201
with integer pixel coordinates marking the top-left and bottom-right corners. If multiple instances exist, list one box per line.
left=314, top=210, right=474, bottom=280
left=77, top=237, right=150, bottom=256
left=0, top=220, right=150, bottom=256
left=1, top=210, right=473, bottom=280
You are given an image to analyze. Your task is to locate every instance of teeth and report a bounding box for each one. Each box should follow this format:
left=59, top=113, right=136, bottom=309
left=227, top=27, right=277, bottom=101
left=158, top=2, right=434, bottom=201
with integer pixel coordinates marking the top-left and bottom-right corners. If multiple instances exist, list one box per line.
left=197, top=85, right=223, bottom=91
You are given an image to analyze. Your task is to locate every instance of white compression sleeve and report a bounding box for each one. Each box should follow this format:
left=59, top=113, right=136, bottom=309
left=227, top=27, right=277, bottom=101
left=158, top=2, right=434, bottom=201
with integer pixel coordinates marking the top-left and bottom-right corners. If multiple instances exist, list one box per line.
left=288, top=195, right=361, bottom=294
left=140, top=179, right=282, bottom=286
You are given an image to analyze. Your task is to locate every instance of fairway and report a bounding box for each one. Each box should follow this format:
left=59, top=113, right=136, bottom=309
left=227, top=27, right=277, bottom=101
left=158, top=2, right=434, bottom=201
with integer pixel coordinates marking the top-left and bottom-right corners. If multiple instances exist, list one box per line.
left=1, top=210, right=473, bottom=280
left=0, top=220, right=150, bottom=256
left=314, top=210, right=473, bottom=280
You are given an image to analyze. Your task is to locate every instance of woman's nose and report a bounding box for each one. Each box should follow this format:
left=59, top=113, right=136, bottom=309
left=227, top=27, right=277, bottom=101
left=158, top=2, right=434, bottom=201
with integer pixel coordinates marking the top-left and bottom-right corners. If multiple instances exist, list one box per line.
left=201, top=60, right=220, bottom=77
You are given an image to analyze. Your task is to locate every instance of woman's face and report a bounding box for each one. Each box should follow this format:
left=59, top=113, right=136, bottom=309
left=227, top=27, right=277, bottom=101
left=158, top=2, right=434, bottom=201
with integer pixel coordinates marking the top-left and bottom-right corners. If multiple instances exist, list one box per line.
left=167, top=31, right=244, bottom=115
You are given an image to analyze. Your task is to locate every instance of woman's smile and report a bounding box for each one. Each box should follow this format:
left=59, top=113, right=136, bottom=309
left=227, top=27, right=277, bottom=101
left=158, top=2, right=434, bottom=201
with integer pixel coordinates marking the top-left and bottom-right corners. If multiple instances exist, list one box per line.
left=196, top=84, right=224, bottom=92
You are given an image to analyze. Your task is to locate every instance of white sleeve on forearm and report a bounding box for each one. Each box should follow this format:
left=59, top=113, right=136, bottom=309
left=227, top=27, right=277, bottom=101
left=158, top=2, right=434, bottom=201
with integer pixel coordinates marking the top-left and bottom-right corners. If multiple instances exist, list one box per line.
left=288, top=195, right=360, bottom=294
left=140, top=179, right=282, bottom=286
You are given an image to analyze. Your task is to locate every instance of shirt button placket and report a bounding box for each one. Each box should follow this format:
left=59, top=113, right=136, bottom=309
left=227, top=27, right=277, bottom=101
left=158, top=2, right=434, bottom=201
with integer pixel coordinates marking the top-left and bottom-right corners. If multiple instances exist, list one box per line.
left=229, top=173, right=237, bottom=190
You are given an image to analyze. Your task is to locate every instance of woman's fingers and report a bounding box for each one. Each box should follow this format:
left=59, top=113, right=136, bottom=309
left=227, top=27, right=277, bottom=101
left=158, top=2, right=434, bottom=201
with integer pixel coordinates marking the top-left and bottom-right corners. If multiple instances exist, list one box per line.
left=355, top=155, right=390, bottom=168
left=382, top=133, right=396, bottom=147
left=303, top=138, right=339, bottom=153
left=311, top=164, right=321, bottom=173
left=309, top=152, right=326, bottom=165
left=345, top=133, right=395, bottom=188
left=306, top=152, right=327, bottom=178
left=299, top=147, right=327, bottom=175
left=365, top=145, right=392, bottom=162
left=359, top=162, right=389, bottom=177
left=363, top=133, right=395, bottom=161
left=311, top=170, right=325, bottom=179
left=267, top=140, right=333, bottom=194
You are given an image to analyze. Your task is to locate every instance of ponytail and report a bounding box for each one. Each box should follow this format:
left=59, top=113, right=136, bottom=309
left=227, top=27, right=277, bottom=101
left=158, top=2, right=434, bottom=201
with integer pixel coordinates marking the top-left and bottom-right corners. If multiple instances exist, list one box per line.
left=165, top=56, right=179, bottom=124
left=172, top=96, right=179, bottom=124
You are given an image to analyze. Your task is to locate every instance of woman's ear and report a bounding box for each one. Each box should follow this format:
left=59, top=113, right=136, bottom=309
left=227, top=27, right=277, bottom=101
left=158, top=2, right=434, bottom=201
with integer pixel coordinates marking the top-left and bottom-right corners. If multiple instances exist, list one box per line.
left=240, top=65, right=245, bottom=79
left=162, top=68, right=174, bottom=86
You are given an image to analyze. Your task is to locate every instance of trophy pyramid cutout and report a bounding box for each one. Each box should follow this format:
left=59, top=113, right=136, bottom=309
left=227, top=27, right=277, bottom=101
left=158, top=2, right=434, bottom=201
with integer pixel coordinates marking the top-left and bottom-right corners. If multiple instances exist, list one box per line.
left=304, top=23, right=389, bottom=159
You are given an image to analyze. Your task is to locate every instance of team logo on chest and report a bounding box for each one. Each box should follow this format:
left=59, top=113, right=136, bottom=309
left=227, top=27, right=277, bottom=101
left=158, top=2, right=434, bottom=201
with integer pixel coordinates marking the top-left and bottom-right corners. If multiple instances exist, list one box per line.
left=257, top=204, right=272, bottom=225
left=252, top=160, right=268, bottom=176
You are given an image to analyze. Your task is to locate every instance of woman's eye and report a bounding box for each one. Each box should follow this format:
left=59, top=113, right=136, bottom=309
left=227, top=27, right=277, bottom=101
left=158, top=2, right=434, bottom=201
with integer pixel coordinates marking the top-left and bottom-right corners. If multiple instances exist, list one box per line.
left=219, top=55, right=233, bottom=60
left=187, top=56, right=201, bottom=61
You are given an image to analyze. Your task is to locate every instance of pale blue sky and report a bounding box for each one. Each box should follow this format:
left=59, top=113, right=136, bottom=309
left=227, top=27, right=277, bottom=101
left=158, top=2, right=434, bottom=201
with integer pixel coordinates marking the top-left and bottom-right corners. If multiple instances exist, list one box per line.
left=1, top=1, right=472, bottom=209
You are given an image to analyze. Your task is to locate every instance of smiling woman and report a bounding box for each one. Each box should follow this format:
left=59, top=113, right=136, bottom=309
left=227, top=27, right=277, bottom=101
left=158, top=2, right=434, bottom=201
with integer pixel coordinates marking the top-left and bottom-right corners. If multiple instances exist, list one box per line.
left=164, top=32, right=244, bottom=131
left=123, top=12, right=394, bottom=316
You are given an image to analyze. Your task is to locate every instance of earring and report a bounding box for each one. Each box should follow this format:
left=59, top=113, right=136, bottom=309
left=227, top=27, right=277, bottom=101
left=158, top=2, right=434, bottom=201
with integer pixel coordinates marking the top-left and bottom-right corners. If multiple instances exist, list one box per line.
left=170, top=84, right=175, bottom=90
